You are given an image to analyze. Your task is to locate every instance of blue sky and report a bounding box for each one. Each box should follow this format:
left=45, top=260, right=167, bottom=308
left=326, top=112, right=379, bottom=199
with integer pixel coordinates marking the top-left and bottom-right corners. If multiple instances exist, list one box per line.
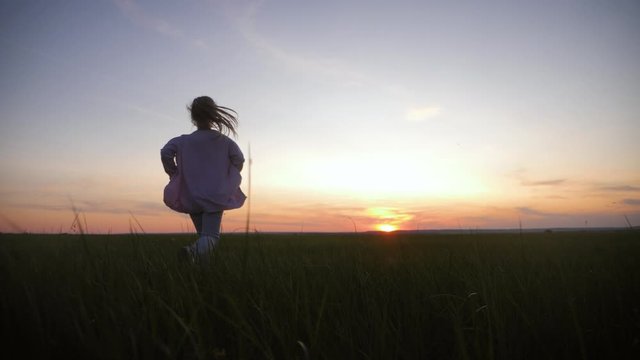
left=1, top=0, right=639, bottom=232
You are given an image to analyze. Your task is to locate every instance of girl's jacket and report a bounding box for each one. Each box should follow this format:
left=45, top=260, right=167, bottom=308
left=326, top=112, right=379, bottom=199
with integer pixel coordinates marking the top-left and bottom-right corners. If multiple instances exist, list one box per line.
left=161, top=129, right=246, bottom=213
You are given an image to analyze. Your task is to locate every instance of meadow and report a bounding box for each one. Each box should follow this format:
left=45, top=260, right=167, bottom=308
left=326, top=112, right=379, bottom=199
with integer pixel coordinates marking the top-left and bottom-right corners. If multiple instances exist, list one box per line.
left=1, top=230, right=639, bottom=359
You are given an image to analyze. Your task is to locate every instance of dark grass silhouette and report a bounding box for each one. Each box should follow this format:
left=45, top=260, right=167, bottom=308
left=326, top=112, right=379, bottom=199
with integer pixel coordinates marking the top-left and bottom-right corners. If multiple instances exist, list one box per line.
left=1, top=231, right=639, bottom=359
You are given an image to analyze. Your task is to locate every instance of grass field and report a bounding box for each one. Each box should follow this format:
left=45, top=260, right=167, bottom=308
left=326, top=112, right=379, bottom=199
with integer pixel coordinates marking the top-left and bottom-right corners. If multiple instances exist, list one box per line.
left=1, top=231, right=639, bottom=359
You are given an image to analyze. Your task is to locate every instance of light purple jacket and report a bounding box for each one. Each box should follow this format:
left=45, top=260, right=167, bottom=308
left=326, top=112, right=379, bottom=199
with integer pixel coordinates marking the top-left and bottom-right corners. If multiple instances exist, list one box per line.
left=161, top=129, right=246, bottom=214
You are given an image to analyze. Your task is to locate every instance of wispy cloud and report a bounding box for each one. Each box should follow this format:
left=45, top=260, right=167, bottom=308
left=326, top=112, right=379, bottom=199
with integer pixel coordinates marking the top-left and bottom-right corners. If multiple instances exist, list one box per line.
left=5, top=200, right=169, bottom=217
left=522, top=179, right=566, bottom=186
left=366, top=207, right=414, bottom=225
left=226, top=0, right=445, bottom=120
left=114, top=0, right=209, bottom=50
left=516, top=206, right=557, bottom=217
left=406, top=106, right=442, bottom=122
left=232, top=1, right=366, bottom=85
left=623, top=199, right=640, bottom=206
left=114, top=0, right=182, bottom=37
left=597, top=185, right=640, bottom=192
left=508, top=168, right=569, bottom=188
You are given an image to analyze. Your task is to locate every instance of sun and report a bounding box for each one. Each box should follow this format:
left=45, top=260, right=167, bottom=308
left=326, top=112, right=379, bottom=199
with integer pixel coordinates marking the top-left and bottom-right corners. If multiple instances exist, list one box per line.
left=376, top=224, right=397, bottom=232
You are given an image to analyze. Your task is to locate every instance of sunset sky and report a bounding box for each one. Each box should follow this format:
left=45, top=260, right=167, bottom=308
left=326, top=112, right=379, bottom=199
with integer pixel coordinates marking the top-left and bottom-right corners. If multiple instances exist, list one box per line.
left=1, top=0, right=639, bottom=233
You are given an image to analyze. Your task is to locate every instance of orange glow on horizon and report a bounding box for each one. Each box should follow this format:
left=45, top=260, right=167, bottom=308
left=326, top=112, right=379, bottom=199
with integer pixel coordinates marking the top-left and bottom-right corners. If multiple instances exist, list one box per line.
left=376, top=224, right=397, bottom=232
left=367, top=207, right=412, bottom=232
left=1, top=187, right=639, bottom=233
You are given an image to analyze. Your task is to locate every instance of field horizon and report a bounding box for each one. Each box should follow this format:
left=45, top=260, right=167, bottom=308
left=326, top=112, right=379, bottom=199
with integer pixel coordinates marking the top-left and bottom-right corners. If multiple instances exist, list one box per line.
left=1, top=226, right=635, bottom=236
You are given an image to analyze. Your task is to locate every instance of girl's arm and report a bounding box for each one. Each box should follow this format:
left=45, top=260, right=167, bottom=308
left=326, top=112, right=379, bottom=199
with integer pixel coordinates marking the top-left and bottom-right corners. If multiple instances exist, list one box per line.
left=229, top=141, right=245, bottom=171
left=160, top=138, right=179, bottom=176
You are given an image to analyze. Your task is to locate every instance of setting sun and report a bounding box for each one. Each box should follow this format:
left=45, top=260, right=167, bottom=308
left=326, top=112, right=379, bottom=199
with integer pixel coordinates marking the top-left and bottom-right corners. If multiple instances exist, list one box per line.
left=376, top=224, right=397, bottom=232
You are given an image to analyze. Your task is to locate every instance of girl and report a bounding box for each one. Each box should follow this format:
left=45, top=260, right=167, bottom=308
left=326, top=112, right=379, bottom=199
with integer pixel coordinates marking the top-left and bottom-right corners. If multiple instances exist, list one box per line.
left=161, top=96, right=246, bottom=261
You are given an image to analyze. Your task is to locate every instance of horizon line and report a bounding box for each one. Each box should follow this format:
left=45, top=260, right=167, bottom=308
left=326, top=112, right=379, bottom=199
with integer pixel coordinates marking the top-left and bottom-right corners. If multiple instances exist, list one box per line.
left=1, top=226, right=636, bottom=236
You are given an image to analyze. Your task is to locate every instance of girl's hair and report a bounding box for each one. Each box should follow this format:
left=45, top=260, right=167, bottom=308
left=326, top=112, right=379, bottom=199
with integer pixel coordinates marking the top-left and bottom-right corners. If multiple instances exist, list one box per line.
left=188, top=96, right=238, bottom=136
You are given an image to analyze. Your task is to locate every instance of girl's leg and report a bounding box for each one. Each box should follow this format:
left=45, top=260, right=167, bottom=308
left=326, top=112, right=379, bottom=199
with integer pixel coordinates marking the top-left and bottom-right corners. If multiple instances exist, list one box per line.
left=179, top=213, right=203, bottom=262
left=201, top=211, right=223, bottom=239
left=194, top=211, right=223, bottom=255
left=189, top=213, right=203, bottom=236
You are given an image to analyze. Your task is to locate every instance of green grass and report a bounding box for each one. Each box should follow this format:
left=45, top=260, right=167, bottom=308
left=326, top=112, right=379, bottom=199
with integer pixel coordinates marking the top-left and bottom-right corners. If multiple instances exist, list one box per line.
left=1, top=231, right=639, bottom=359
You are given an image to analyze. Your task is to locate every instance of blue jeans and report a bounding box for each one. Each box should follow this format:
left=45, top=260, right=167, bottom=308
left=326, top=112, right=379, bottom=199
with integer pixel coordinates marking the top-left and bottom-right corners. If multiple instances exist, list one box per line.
left=190, top=211, right=223, bottom=239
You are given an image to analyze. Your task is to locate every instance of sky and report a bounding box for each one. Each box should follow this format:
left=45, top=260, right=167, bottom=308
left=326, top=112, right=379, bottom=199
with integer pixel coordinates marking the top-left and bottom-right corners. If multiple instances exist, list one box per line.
left=1, top=0, right=639, bottom=233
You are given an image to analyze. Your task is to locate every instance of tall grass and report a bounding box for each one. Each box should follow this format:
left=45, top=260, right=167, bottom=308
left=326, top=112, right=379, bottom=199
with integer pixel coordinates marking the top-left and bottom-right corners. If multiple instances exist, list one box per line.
left=0, top=231, right=639, bottom=359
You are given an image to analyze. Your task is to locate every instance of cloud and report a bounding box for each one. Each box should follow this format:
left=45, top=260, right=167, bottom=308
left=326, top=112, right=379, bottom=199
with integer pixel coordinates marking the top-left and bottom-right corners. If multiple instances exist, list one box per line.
left=521, top=179, right=566, bottom=186
left=366, top=207, right=414, bottom=225
left=598, top=185, right=640, bottom=192
left=224, top=0, right=443, bottom=117
left=623, top=199, right=640, bottom=206
left=406, top=106, right=442, bottom=122
left=3, top=198, right=170, bottom=217
left=508, top=169, right=569, bottom=188
left=232, top=1, right=366, bottom=85
left=516, top=206, right=556, bottom=217
left=114, top=0, right=209, bottom=50
left=114, top=0, right=182, bottom=37
left=544, top=195, right=568, bottom=199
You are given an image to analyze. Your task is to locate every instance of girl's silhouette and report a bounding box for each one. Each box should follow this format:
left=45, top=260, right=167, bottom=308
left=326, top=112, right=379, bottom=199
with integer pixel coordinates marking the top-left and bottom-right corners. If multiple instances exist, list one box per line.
left=161, top=96, right=246, bottom=261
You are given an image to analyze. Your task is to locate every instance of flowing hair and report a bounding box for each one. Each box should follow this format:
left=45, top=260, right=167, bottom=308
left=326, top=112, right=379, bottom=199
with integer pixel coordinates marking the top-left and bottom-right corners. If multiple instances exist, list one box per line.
left=188, top=96, right=238, bottom=136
